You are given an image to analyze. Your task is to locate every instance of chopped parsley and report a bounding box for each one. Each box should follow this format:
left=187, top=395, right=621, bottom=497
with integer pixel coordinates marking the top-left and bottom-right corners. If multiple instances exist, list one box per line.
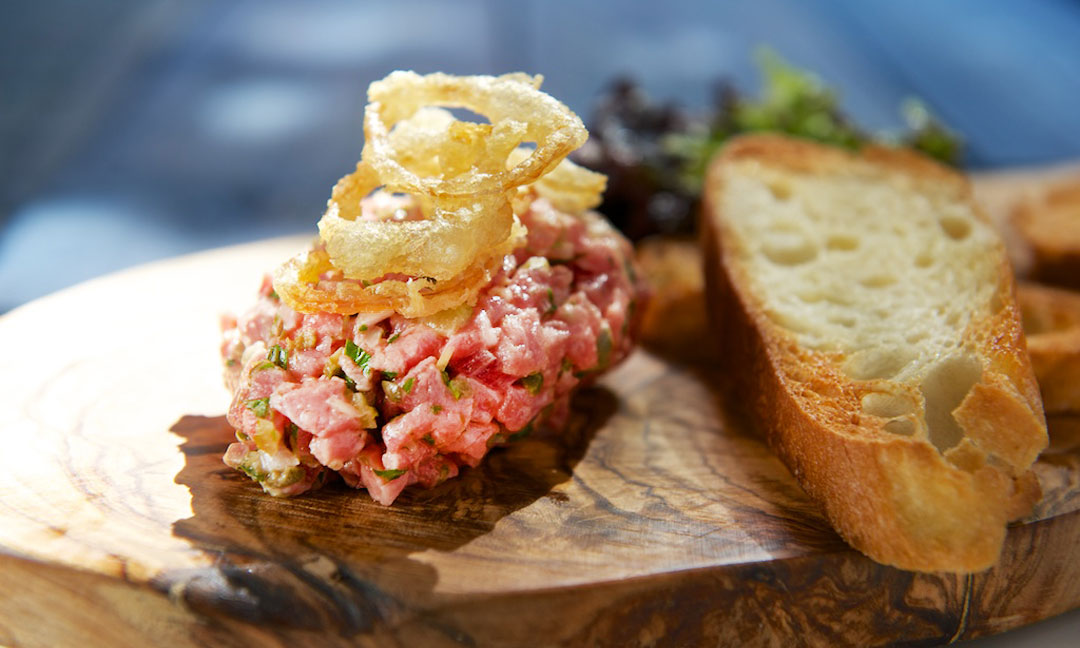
left=545, top=289, right=557, bottom=316
left=421, top=434, right=435, bottom=446
left=431, top=404, right=443, bottom=414
left=359, top=324, right=368, bottom=332
left=266, top=344, right=288, bottom=369
left=245, top=397, right=270, bottom=418
left=238, top=462, right=267, bottom=482
left=520, top=372, right=544, bottom=395
left=387, top=332, right=401, bottom=344
left=341, top=373, right=357, bottom=391
left=382, top=371, right=398, bottom=380
left=403, top=377, right=415, bottom=394
left=373, top=468, right=407, bottom=481
left=344, top=340, right=372, bottom=374
left=441, top=369, right=463, bottom=400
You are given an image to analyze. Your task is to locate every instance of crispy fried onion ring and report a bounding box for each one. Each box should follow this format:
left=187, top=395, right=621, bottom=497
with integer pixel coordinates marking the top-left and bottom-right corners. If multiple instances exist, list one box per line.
left=510, top=147, right=607, bottom=214
left=274, top=72, right=594, bottom=318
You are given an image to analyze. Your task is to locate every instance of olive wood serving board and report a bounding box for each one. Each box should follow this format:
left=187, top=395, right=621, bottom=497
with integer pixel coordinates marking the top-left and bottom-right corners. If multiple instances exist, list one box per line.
left=1, top=168, right=1080, bottom=648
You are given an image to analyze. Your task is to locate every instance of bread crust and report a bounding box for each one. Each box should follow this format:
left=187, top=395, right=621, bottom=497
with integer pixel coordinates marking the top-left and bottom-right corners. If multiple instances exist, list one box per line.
left=1011, top=181, right=1080, bottom=290
left=1017, top=281, right=1080, bottom=414
left=703, top=135, right=1047, bottom=572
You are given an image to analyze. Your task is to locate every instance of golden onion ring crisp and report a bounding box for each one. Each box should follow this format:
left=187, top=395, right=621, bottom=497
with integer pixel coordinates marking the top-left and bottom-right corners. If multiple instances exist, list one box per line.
left=274, top=72, right=592, bottom=318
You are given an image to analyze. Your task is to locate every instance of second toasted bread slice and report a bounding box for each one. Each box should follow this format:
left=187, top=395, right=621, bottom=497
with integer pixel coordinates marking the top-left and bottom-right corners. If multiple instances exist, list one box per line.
left=1017, top=281, right=1080, bottom=414
left=703, top=135, right=1047, bottom=572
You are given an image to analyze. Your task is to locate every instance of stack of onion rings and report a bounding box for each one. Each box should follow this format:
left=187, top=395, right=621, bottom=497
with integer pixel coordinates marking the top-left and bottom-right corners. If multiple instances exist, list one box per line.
left=274, top=72, right=601, bottom=319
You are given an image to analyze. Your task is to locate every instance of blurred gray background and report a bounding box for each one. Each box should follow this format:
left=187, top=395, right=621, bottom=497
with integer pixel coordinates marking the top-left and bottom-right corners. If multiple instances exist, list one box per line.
left=3, top=0, right=1080, bottom=312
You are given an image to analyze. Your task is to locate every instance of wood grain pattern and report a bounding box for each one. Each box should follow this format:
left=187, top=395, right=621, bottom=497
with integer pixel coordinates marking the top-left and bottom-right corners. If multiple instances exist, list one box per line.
left=0, top=169, right=1078, bottom=647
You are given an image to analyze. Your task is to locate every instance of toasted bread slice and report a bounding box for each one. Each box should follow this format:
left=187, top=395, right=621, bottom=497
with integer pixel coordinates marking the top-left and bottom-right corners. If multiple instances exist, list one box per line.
left=1011, top=180, right=1080, bottom=289
left=702, top=135, right=1047, bottom=572
left=1016, top=281, right=1080, bottom=414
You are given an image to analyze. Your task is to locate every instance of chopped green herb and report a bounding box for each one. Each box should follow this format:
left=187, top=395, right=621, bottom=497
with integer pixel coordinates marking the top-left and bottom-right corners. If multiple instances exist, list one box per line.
left=235, top=430, right=249, bottom=442
left=441, top=370, right=463, bottom=400
left=545, top=289, right=557, bottom=316
left=431, top=404, right=443, bottom=414
left=361, top=279, right=371, bottom=288
left=252, top=360, right=276, bottom=372
left=421, top=434, right=435, bottom=446
left=359, top=324, right=368, bottom=332
left=560, top=357, right=572, bottom=375
left=266, top=344, right=288, bottom=369
left=268, top=289, right=279, bottom=300
left=238, top=461, right=267, bottom=482
left=520, top=372, right=544, bottom=395
left=387, top=332, right=401, bottom=344
left=382, top=371, right=398, bottom=380
left=245, top=397, right=270, bottom=418
left=226, top=358, right=239, bottom=367
left=341, top=373, right=357, bottom=391
left=287, top=422, right=299, bottom=448
left=373, top=468, right=407, bottom=481
left=403, top=377, right=415, bottom=394
left=344, top=340, right=372, bottom=374
left=487, top=433, right=507, bottom=448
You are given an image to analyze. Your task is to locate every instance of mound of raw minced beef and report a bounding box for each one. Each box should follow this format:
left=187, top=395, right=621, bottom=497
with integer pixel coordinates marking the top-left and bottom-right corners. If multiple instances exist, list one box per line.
left=221, top=197, right=644, bottom=504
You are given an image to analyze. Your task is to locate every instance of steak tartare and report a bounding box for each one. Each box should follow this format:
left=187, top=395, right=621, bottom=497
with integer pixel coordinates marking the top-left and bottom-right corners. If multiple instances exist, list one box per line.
left=221, top=195, right=643, bottom=504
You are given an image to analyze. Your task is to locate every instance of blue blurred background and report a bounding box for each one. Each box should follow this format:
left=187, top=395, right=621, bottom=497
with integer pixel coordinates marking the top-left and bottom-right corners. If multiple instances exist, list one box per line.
left=3, top=0, right=1080, bottom=313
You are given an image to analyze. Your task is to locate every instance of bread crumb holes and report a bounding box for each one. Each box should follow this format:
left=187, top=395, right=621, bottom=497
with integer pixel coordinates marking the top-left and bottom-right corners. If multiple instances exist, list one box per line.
left=939, top=216, right=971, bottom=240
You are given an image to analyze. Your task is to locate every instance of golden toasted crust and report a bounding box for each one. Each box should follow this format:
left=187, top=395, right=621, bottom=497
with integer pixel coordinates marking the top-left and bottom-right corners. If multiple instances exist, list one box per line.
left=703, top=134, right=1047, bottom=572
left=1011, top=180, right=1080, bottom=289
left=1017, top=281, right=1080, bottom=414
left=719, top=134, right=970, bottom=197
